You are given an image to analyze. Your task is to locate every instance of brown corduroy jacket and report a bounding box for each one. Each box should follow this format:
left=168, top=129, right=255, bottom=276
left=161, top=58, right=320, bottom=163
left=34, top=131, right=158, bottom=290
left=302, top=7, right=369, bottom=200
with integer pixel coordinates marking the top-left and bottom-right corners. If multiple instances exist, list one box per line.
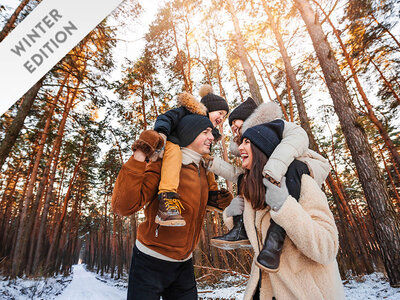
left=111, top=156, right=209, bottom=260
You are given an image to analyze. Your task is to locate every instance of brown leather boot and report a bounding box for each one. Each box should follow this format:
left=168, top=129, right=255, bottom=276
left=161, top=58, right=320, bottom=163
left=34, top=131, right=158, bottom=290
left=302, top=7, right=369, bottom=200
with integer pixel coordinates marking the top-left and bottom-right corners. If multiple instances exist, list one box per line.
left=155, top=192, right=186, bottom=226
left=255, top=220, right=286, bottom=272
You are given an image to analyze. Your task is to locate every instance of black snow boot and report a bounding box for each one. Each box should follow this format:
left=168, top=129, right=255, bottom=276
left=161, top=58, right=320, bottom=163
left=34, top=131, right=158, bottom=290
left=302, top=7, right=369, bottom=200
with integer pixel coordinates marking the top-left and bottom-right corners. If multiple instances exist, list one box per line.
left=210, top=215, right=251, bottom=250
left=256, top=219, right=286, bottom=272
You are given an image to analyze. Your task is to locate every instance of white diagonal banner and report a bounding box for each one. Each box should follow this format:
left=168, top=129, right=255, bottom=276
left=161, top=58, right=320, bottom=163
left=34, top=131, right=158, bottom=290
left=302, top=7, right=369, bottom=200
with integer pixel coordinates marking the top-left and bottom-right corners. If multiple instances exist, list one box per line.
left=0, top=0, right=123, bottom=117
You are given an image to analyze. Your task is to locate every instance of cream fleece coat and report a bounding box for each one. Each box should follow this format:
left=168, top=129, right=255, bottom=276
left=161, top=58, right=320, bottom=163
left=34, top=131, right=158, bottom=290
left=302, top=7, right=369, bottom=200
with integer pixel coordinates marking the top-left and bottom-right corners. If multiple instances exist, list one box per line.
left=224, top=175, right=345, bottom=300
left=233, top=101, right=331, bottom=183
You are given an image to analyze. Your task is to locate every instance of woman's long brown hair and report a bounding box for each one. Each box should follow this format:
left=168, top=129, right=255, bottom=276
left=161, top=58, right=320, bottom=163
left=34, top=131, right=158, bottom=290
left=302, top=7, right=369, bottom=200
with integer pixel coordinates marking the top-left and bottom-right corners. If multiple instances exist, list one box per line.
left=241, top=143, right=268, bottom=211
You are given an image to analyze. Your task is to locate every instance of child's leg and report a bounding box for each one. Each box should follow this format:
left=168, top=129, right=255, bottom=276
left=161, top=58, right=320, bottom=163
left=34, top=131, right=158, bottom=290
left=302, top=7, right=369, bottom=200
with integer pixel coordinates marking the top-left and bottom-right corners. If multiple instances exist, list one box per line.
left=156, top=141, right=185, bottom=226
left=159, top=141, right=182, bottom=194
left=257, top=160, right=310, bottom=272
left=256, top=219, right=286, bottom=272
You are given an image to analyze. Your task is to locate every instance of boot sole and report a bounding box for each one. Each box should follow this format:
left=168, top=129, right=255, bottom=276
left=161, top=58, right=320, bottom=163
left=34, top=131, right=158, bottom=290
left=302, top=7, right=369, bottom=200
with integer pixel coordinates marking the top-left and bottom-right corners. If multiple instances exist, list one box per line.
left=206, top=206, right=223, bottom=213
left=155, top=216, right=186, bottom=227
left=210, top=239, right=252, bottom=250
left=255, top=260, right=279, bottom=273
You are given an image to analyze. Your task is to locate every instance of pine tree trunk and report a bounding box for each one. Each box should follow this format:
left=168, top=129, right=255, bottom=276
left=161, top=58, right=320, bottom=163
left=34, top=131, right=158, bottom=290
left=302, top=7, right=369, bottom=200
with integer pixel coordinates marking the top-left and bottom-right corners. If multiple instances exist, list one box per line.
left=214, top=44, right=227, bottom=100
left=224, top=0, right=263, bottom=105
left=378, top=148, right=400, bottom=204
left=0, top=163, right=22, bottom=231
left=253, top=48, right=288, bottom=118
left=64, top=186, right=81, bottom=273
left=183, top=15, right=193, bottom=94
left=23, top=77, right=66, bottom=274
left=0, top=172, right=21, bottom=257
left=261, top=0, right=310, bottom=133
left=370, top=59, right=400, bottom=105
left=140, top=85, right=147, bottom=129
left=171, top=21, right=192, bottom=93
left=248, top=51, right=273, bottom=102
left=0, top=0, right=30, bottom=42
left=327, top=174, right=374, bottom=273
left=262, top=0, right=377, bottom=274
left=286, top=77, right=294, bottom=121
left=313, top=1, right=400, bottom=169
left=32, top=142, right=67, bottom=274
left=0, top=78, right=44, bottom=170
left=233, top=70, right=244, bottom=102
left=31, top=80, right=75, bottom=274
left=45, top=136, right=87, bottom=273
left=149, top=80, right=159, bottom=118
left=369, top=13, right=400, bottom=49
left=111, top=214, right=117, bottom=278
left=9, top=159, right=33, bottom=273
left=293, top=0, right=400, bottom=286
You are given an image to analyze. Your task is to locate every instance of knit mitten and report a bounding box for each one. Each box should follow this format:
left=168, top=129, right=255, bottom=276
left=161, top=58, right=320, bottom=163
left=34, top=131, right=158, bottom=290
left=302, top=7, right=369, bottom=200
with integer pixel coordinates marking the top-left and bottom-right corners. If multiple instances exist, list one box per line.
left=263, top=177, right=289, bottom=211
left=225, top=195, right=244, bottom=217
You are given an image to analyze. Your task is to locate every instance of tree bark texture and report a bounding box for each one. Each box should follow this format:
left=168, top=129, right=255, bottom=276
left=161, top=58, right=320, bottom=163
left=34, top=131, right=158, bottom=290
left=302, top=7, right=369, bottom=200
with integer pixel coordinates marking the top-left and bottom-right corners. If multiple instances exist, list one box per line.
left=225, top=0, right=263, bottom=105
left=293, top=0, right=400, bottom=287
left=0, top=78, right=44, bottom=171
left=0, top=0, right=30, bottom=42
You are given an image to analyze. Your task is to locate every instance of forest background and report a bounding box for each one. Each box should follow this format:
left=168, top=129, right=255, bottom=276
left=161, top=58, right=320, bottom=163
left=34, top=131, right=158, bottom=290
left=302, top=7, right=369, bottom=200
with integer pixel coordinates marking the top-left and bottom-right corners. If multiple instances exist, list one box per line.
left=1, top=0, right=400, bottom=289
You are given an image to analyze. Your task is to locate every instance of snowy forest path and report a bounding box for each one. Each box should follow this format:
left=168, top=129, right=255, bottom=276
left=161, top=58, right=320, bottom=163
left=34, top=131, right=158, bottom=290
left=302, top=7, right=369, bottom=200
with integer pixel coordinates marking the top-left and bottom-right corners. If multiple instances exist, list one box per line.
left=56, top=264, right=125, bottom=300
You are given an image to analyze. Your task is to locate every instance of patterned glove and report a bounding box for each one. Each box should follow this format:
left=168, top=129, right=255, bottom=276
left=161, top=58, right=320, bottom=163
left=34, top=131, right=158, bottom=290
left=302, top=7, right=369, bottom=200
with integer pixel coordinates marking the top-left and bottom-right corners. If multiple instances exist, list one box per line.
left=263, top=176, right=290, bottom=211
left=225, top=195, right=244, bottom=217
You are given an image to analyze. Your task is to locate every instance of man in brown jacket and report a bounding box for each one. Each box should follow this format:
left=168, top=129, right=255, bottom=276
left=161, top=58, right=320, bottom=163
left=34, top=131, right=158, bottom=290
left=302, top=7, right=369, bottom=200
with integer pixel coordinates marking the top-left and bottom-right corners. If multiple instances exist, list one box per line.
left=112, top=114, right=232, bottom=300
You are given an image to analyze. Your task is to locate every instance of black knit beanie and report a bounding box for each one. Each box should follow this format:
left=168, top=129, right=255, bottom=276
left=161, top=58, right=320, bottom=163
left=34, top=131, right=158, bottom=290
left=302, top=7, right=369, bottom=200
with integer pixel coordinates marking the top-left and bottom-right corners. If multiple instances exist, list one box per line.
left=228, top=97, right=257, bottom=126
left=199, top=84, right=229, bottom=114
left=176, top=114, right=213, bottom=147
left=241, top=120, right=284, bottom=157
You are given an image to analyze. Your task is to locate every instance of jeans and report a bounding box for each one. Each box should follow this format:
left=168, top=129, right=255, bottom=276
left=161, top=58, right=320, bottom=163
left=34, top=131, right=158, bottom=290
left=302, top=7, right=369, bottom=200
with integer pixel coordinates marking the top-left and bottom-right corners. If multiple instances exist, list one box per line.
left=127, top=246, right=197, bottom=300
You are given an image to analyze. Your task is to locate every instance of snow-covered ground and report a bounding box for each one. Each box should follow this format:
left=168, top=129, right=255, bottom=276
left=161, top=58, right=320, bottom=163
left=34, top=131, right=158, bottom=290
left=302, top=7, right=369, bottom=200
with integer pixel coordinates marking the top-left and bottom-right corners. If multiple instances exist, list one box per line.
left=0, top=272, right=71, bottom=299
left=1, top=264, right=400, bottom=299
left=57, top=265, right=126, bottom=300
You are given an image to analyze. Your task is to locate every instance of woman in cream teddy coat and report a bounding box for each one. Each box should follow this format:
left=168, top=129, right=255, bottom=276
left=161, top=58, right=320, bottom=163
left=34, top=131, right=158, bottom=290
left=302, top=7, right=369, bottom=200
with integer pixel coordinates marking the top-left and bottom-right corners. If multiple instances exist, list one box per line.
left=223, top=121, right=345, bottom=300
left=235, top=175, right=345, bottom=299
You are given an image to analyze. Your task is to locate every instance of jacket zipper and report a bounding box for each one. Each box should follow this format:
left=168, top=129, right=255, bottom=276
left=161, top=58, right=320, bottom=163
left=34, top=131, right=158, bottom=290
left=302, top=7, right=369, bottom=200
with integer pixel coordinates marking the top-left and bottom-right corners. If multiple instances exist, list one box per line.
left=184, top=163, right=203, bottom=258
left=154, top=164, right=203, bottom=245
left=155, top=224, right=160, bottom=237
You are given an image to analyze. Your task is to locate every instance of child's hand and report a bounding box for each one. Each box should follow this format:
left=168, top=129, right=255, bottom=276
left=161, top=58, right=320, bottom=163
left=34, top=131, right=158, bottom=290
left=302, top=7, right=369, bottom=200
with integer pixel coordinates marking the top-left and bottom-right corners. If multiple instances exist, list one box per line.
left=159, top=133, right=167, bottom=146
left=149, top=148, right=164, bottom=162
left=153, top=133, right=167, bottom=160
left=263, top=177, right=289, bottom=212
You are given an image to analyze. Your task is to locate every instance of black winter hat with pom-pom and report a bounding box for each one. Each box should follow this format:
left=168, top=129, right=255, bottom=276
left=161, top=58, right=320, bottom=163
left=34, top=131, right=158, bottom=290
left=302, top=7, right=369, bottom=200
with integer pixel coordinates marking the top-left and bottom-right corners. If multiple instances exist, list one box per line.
left=199, top=84, right=229, bottom=114
left=228, top=97, right=257, bottom=126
